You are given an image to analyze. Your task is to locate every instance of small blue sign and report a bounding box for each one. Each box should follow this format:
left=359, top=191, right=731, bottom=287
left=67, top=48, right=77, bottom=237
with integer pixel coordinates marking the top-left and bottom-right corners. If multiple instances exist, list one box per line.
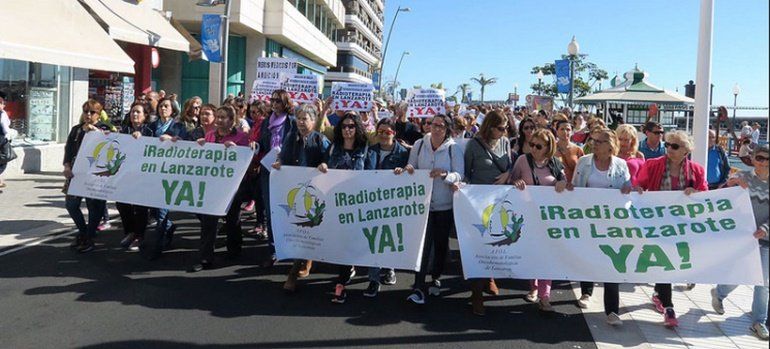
left=555, top=59, right=571, bottom=94
left=201, top=14, right=222, bottom=63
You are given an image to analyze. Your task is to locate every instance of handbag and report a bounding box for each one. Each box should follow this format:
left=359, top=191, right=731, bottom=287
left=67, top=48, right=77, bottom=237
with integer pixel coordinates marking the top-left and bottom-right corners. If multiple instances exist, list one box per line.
left=0, top=137, right=17, bottom=164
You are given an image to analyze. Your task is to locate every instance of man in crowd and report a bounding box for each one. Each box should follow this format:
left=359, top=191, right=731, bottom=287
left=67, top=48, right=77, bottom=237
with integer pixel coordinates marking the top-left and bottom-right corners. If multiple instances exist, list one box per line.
left=639, top=121, right=666, bottom=159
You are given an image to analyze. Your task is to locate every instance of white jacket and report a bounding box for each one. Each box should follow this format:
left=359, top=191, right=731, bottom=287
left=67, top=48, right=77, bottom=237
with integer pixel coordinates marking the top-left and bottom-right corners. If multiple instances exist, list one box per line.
left=408, top=135, right=464, bottom=211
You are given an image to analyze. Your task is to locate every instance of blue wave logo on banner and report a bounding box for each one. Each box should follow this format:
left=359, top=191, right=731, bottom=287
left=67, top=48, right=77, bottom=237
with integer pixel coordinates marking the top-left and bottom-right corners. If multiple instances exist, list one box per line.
left=555, top=59, right=571, bottom=94
left=201, top=14, right=222, bottom=63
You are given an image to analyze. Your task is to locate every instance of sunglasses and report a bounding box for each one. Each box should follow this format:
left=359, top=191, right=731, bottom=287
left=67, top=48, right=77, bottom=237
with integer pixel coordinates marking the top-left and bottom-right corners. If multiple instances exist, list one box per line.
left=377, top=129, right=395, bottom=135
left=593, top=139, right=609, bottom=145
left=87, top=110, right=100, bottom=115
left=341, top=124, right=356, bottom=130
left=522, top=126, right=535, bottom=131
left=665, top=143, right=683, bottom=150
left=529, top=142, right=546, bottom=151
left=754, top=155, right=769, bottom=162
left=651, top=131, right=665, bottom=135
left=495, top=126, right=508, bottom=132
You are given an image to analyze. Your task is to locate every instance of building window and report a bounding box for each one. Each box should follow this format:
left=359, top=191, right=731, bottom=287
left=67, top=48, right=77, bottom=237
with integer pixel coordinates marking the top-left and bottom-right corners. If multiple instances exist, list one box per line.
left=0, top=59, right=70, bottom=142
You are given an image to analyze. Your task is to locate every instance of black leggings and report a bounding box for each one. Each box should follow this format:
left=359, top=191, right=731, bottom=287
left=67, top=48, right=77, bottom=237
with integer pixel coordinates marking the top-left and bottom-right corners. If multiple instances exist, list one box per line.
left=581, top=281, right=620, bottom=315
left=414, top=210, right=453, bottom=290
left=115, top=202, right=148, bottom=237
left=654, top=283, right=673, bottom=308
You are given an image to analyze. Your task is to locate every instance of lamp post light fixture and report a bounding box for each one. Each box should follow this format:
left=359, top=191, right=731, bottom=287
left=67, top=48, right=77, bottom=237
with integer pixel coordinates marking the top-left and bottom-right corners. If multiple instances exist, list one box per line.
left=536, top=69, right=544, bottom=95
left=567, top=36, right=579, bottom=109
left=731, top=83, right=740, bottom=149
left=378, top=6, right=411, bottom=94
left=196, top=0, right=231, bottom=104
left=392, top=51, right=410, bottom=101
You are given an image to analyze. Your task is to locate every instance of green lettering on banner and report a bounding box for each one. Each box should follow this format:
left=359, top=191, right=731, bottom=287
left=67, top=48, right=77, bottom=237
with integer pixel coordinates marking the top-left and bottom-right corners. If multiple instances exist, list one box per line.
left=716, top=199, right=732, bottom=211
left=162, top=179, right=179, bottom=205
left=378, top=225, right=396, bottom=253
left=720, top=218, right=736, bottom=230
left=599, top=244, right=633, bottom=273
left=635, top=245, right=675, bottom=272
left=363, top=226, right=377, bottom=254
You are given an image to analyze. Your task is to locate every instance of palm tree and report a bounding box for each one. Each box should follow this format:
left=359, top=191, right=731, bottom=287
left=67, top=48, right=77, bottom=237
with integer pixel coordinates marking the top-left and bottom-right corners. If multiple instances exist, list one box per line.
left=470, top=73, right=497, bottom=103
left=456, top=83, right=471, bottom=103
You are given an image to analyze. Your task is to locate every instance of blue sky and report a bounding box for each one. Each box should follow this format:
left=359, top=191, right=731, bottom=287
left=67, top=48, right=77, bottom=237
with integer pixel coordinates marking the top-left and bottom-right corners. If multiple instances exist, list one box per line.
left=381, top=0, right=769, bottom=110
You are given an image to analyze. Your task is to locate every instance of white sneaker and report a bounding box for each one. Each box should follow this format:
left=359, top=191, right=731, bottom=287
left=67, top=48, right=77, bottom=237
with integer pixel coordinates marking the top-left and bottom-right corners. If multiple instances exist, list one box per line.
left=751, top=322, right=769, bottom=341
left=607, top=312, right=623, bottom=326
left=539, top=298, right=554, bottom=312
left=710, top=288, right=725, bottom=315
left=524, top=290, right=538, bottom=303
left=577, top=294, right=590, bottom=309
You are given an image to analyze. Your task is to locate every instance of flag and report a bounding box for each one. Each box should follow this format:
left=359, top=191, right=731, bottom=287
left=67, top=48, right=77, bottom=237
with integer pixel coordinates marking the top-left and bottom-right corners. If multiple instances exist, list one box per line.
left=555, top=59, right=571, bottom=94
left=201, top=14, right=223, bottom=63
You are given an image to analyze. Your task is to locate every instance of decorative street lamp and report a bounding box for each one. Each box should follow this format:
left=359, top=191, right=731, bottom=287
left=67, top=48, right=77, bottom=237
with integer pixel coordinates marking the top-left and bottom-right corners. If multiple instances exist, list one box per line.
left=197, top=0, right=231, bottom=103
left=731, top=83, right=741, bottom=149
left=392, top=51, right=410, bottom=101
left=536, top=69, right=544, bottom=95
left=378, top=6, right=411, bottom=94
left=567, top=36, right=579, bottom=109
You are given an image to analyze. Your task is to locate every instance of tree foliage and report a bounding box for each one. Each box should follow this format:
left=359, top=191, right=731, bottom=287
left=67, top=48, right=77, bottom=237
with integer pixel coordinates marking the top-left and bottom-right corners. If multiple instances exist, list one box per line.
left=530, top=55, right=609, bottom=104
left=470, top=74, right=498, bottom=103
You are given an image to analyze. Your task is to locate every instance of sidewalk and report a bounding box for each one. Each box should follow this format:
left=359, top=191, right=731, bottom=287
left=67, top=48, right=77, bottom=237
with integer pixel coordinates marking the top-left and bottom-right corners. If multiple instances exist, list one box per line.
left=575, top=282, right=767, bottom=348
left=0, top=172, right=116, bottom=251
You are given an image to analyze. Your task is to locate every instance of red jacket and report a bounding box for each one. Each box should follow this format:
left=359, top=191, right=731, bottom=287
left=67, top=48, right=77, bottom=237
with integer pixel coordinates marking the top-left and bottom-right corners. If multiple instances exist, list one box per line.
left=636, top=155, right=708, bottom=192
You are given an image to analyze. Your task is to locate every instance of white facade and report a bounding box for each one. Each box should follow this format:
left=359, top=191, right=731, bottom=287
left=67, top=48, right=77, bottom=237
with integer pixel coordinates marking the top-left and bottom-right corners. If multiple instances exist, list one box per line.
left=326, top=0, right=383, bottom=86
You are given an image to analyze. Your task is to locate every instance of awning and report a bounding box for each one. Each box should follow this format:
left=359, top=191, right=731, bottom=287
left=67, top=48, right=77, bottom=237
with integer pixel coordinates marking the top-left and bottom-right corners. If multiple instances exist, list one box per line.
left=170, top=18, right=208, bottom=61
left=575, top=90, right=695, bottom=105
left=79, top=0, right=190, bottom=52
left=0, top=0, right=135, bottom=73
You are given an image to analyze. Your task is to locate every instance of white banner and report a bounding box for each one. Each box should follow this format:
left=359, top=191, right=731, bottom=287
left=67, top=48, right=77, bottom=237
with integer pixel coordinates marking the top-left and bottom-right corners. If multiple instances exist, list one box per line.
left=453, top=185, right=764, bottom=285
left=256, top=57, right=297, bottom=81
left=280, top=73, right=318, bottom=104
left=249, top=79, right=281, bottom=103
left=407, top=88, right=446, bottom=118
left=270, top=166, right=433, bottom=271
left=68, top=132, right=253, bottom=215
left=331, top=82, right=374, bottom=112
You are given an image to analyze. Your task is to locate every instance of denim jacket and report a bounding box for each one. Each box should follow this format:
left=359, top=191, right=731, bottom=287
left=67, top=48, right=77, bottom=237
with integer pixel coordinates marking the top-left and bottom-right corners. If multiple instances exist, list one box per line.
left=572, top=154, right=631, bottom=189
left=324, top=143, right=376, bottom=170
left=370, top=141, right=409, bottom=170
left=280, top=131, right=330, bottom=168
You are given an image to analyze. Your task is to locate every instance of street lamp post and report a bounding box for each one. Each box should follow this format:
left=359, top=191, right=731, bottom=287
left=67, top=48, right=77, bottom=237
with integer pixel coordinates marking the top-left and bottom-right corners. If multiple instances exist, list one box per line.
left=392, top=51, right=410, bottom=101
left=567, top=36, right=580, bottom=109
left=197, top=0, right=232, bottom=104
left=536, top=70, right=544, bottom=95
left=378, top=6, right=411, bottom=94
left=731, top=83, right=740, bottom=150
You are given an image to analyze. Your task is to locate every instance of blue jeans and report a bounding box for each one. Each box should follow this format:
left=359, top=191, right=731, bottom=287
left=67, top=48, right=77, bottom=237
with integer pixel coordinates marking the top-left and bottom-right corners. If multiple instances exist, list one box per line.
left=368, top=267, right=395, bottom=283
left=717, top=245, right=769, bottom=324
left=65, top=195, right=106, bottom=239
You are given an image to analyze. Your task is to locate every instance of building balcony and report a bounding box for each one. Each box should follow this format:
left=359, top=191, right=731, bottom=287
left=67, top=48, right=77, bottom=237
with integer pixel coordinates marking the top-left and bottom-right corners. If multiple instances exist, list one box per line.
left=335, top=41, right=379, bottom=65
left=372, top=0, right=384, bottom=12
left=264, top=0, right=337, bottom=66
left=356, top=0, right=383, bottom=29
left=345, top=15, right=382, bottom=48
left=326, top=69, right=373, bottom=84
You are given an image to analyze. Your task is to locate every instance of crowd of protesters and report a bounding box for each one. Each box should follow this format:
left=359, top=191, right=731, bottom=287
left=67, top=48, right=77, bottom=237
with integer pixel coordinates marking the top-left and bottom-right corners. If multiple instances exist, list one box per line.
left=61, top=89, right=769, bottom=340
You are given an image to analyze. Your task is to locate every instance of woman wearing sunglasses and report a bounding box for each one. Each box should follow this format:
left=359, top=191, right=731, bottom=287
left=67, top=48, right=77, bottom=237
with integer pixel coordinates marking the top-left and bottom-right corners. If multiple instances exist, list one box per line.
left=570, top=127, right=632, bottom=326
left=362, top=118, right=410, bottom=298
left=712, top=144, right=769, bottom=340
left=178, top=96, right=203, bottom=134
left=509, top=128, right=569, bottom=313
left=274, top=104, right=330, bottom=292
left=317, top=112, right=376, bottom=304
left=255, top=90, right=296, bottom=268
left=635, top=130, right=708, bottom=328
left=396, top=113, right=464, bottom=306
left=63, top=100, right=112, bottom=253
left=513, top=117, right=537, bottom=161
left=463, top=111, right=513, bottom=315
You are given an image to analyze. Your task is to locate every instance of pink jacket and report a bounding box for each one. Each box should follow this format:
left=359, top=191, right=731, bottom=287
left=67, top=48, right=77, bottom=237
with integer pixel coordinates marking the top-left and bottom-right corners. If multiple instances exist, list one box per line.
left=636, top=155, right=708, bottom=192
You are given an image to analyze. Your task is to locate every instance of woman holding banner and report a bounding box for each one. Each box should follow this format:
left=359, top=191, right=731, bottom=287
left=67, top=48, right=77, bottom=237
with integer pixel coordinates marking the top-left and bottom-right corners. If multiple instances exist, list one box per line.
left=317, top=112, right=376, bottom=303
left=274, top=104, right=330, bottom=292
left=463, top=111, right=512, bottom=315
left=711, top=144, right=769, bottom=340
left=363, top=118, right=410, bottom=298
left=63, top=100, right=112, bottom=253
left=394, top=114, right=463, bottom=305
left=635, top=130, right=708, bottom=328
left=142, top=97, right=189, bottom=260
left=512, top=117, right=537, bottom=161
left=570, top=127, right=632, bottom=326
left=615, top=124, right=645, bottom=185
left=115, top=102, right=154, bottom=251
left=256, top=90, right=296, bottom=268
left=189, top=106, right=251, bottom=272
left=509, top=128, right=569, bottom=313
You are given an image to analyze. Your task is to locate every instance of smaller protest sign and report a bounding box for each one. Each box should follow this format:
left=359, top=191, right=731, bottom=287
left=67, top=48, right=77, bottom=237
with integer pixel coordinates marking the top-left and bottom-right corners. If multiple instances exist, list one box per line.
left=280, top=73, right=318, bottom=104
left=331, top=82, right=374, bottom=112
left=249, top=79, right=282, bottom=103
left=260, top=146, right=281, bottom=172
left=407, top=88, right=445, bottom=118
left=257, top=57, right=297, bottom=81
